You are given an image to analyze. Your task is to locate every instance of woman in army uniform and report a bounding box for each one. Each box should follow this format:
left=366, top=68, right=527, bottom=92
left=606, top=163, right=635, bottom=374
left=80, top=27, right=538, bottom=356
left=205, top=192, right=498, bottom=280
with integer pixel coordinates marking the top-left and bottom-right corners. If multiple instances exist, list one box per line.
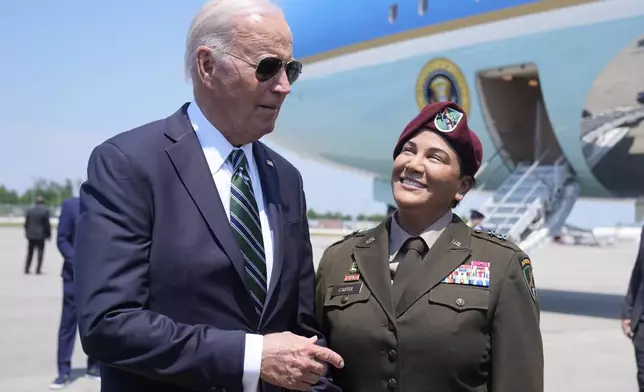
left=315, top=101, right=543, bottom=392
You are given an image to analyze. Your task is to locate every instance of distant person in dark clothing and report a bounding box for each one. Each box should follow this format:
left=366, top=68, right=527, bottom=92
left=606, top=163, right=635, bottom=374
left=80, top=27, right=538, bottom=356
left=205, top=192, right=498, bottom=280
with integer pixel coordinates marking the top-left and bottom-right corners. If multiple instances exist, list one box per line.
left=24, top=195, right=51, bottom=274
left=470, top=209, right=486, bottom=231
left=623, top=226, right=644, bottom=391
left=50, top=196, right=100, bottom=390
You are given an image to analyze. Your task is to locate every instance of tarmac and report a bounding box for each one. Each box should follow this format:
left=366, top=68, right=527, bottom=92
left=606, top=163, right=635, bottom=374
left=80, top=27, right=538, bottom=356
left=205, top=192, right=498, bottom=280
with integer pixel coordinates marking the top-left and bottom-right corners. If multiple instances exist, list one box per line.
left=0, top=226, right=640, bottom=391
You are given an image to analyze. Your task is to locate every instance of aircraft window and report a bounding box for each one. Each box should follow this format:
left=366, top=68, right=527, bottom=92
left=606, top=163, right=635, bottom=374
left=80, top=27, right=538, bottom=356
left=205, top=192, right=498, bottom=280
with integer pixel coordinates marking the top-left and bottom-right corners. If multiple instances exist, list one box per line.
left=418, top=0, right=428, bottom=15
left=389, top=3, right=398, bottom=24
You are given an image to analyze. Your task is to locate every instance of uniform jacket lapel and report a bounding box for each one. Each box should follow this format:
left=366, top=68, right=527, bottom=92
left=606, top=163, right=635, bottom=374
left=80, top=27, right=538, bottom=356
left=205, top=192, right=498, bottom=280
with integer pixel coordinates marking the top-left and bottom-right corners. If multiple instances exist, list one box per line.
left=353, top=219, right=396, bottom=323
left=395, top=214, right=472, bottom=317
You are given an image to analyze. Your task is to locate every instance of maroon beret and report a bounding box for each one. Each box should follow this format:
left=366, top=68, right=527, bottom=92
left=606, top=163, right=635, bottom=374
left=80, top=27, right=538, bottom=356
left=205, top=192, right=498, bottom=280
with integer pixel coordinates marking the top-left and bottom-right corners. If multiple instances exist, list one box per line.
left=393, top=101, right=483, bottom=177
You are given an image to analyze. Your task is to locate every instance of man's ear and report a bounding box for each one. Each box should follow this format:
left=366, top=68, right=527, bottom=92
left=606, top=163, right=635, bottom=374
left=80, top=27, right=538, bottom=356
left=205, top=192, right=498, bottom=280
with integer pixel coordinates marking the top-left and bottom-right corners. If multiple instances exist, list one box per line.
left=196, top=46, right=215, bottom=86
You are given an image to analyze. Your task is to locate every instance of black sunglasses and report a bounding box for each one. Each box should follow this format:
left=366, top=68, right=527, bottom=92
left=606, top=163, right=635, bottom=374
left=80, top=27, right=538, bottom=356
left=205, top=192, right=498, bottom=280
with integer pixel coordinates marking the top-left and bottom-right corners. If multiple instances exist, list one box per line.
left=224, top=51, right=302, bottom=85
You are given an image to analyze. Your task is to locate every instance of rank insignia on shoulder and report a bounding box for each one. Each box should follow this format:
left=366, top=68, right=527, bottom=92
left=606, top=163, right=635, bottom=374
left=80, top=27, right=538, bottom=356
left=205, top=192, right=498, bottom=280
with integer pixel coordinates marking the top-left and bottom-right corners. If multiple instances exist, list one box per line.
left=442, top=261, right=490, bottom=287
left=484, top=229, right=507, bottom=241
left=520, top=256, right=537, bottom=302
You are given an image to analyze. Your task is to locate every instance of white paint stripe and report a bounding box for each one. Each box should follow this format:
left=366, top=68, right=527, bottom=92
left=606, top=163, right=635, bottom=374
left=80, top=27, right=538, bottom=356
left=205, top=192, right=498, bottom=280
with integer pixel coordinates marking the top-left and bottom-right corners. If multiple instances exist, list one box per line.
left=301, top=0, right=644, bottom=80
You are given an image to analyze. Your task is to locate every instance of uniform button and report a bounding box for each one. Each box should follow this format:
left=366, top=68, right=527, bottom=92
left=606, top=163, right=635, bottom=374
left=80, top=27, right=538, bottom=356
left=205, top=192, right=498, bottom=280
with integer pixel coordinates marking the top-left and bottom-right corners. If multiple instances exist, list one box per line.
left=387, top=349, right=397, bottom=362
left=456, top=297, right=465, bottom=307
left=387, top=377, right=397, bottom=389
left=341, top=296, right=349, bottom=304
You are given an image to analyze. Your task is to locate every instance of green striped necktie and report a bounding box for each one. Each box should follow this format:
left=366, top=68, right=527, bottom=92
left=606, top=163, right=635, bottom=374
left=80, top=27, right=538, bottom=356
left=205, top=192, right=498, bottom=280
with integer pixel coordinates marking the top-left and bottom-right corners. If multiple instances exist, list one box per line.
left=228, top=149, right=267, bottom=317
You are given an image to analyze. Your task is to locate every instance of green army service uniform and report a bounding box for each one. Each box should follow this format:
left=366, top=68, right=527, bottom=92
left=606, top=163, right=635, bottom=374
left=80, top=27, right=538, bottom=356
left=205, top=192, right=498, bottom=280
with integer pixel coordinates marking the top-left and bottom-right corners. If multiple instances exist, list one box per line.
left=315, top=214, right=543, bottom=392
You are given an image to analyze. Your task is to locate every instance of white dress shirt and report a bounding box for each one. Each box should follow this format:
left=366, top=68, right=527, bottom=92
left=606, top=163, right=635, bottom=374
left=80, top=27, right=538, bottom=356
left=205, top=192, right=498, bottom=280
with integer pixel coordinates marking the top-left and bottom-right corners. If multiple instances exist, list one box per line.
left=187, top=101, right=273, bottom=392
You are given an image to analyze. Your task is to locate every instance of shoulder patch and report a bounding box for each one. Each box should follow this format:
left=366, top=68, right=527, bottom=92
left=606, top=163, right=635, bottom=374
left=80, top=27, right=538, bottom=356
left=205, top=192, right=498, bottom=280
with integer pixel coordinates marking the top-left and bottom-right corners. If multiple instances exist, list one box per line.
left=520, top=256, right=537, bottom=302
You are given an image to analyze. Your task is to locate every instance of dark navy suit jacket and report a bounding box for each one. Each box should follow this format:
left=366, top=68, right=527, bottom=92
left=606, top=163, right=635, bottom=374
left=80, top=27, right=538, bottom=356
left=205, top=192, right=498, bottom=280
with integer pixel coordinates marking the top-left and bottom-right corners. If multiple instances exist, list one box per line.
left=57, top=196, right=79, bottom=282
left=74, top=104, right=339, bottom=392
left=24, top=203, right=51, bottom=241
left=623, top=227, right=644, bottom=331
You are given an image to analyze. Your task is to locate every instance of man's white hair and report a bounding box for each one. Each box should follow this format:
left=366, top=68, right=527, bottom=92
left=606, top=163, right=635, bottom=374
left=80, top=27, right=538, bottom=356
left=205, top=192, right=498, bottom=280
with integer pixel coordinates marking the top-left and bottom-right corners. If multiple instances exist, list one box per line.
left=184, top=0, right=283, bottom=82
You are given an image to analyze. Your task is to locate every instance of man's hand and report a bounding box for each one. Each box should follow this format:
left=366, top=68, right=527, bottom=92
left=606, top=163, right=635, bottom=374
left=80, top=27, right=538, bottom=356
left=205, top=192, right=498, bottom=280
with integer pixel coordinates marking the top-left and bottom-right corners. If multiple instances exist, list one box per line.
left=260, top=332, right=344, bottom=391
left=622, top=319, right=634, bottom=338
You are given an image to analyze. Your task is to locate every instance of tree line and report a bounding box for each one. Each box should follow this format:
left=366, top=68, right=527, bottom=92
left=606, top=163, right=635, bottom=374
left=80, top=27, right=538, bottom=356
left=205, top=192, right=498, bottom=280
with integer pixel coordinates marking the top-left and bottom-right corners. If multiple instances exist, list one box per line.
left=0, top=178, right=81, bottom=206
left=1, top=180, right=387, bottom=222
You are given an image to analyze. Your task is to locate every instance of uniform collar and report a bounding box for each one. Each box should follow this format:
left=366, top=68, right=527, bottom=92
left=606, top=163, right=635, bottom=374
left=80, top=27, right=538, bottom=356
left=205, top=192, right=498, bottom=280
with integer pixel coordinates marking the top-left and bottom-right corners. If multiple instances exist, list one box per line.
left=389, top=209, right=453, bottom=255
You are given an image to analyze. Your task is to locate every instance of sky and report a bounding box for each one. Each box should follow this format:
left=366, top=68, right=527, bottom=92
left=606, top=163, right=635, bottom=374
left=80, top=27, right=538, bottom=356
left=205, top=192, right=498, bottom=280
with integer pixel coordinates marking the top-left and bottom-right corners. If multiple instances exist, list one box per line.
left=0, top=1, right=639, bottom=227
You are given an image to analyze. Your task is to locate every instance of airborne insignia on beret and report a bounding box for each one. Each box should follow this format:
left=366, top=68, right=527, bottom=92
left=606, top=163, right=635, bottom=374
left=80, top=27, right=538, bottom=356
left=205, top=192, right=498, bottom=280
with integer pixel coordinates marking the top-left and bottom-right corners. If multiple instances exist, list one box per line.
left=434, top=107, right=463, bottom=133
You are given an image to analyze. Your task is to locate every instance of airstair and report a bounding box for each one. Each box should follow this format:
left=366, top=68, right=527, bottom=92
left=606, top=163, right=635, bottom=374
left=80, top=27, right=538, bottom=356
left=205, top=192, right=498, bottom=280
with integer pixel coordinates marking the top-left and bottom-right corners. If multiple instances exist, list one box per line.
left=479, top=157, right=579, bottom=255
left=468, top=106, right=644, bottom=255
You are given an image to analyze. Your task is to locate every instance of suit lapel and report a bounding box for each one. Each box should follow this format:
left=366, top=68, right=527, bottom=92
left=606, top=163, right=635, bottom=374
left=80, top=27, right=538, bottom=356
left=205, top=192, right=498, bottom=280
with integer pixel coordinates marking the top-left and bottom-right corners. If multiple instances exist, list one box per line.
left=395, top=215, right=472, bottom=317
left=253, top=143, right=285, bottom=316
left=163, top=105, right=256, bottom=322
left=353, top=220, right=396, bottom=323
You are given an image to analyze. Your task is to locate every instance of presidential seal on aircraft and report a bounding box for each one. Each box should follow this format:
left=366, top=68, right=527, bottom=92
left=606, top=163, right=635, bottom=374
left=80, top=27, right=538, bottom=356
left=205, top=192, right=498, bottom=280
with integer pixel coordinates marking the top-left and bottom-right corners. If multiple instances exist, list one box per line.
left=415, top=57, right=470, bottom=114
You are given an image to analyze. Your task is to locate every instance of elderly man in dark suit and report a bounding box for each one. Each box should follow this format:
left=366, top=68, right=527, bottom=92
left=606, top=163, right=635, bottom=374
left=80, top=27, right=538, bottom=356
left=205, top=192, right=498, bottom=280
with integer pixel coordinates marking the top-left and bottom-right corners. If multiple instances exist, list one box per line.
left=73, top=1, right=343, bottom=392
left=24, top=195, right=51, bottom=274
left=49, top=196, right=99, bottom=390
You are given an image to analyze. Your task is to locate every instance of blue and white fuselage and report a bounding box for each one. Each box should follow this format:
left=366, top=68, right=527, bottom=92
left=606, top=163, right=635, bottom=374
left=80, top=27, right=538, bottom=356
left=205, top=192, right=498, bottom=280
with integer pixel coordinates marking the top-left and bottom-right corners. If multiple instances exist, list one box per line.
left=269, top=0, right=644, bottom=205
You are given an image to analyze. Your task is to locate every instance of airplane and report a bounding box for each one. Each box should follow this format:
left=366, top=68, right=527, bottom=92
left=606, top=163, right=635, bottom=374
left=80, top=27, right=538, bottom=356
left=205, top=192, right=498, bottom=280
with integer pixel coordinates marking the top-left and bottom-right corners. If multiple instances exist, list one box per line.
left=267, top=0, right=644, bottom=249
